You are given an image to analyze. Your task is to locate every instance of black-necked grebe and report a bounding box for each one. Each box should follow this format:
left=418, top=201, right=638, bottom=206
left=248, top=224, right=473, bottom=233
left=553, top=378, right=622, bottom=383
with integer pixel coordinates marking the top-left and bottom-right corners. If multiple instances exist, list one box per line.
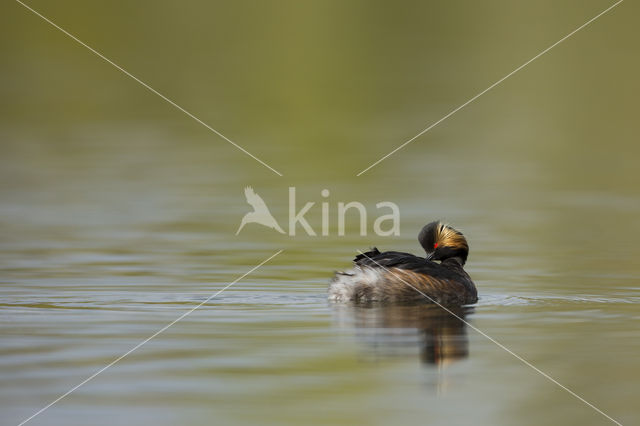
left=329, top=221, right=477, bottom=305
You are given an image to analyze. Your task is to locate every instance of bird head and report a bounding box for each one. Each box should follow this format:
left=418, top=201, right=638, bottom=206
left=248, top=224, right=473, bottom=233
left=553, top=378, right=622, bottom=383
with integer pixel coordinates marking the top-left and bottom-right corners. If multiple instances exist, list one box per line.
left=418, top=221, right=469, bottom=265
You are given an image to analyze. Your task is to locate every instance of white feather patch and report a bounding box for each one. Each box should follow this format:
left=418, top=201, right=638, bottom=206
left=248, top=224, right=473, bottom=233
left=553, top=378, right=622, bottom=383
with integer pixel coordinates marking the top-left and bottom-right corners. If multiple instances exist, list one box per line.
left=328, top=267, right=384, bottom=301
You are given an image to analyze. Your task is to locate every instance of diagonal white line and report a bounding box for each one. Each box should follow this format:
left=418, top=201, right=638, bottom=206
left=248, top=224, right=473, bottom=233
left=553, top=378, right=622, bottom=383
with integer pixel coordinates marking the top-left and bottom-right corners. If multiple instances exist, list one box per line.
left=356, top=0, right=624, bottom=176
left=355, top=250, right=622, bottom=425
left=14, top=0, right=283, bottom=177
left=17, top=249, right=284, bottom=426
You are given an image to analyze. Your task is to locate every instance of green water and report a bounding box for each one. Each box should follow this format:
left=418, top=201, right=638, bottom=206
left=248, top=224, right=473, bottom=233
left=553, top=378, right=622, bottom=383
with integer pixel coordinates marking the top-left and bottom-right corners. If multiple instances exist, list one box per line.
left=1, top=1, right=639, bottom=425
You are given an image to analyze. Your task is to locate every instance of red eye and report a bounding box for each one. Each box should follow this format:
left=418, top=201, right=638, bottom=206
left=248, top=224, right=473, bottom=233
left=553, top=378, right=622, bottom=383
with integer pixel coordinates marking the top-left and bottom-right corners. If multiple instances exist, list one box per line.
left=434, top=242, right=438, bottom=248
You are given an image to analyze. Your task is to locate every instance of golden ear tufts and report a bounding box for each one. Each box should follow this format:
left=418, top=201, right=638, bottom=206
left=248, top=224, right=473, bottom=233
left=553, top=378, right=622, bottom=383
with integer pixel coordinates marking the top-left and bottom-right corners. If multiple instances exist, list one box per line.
left=436, top=223, right=468, bottom=250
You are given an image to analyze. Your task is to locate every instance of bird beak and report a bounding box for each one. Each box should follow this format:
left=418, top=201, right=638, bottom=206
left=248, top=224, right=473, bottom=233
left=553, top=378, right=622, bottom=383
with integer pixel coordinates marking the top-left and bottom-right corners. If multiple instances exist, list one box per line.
left=425, top=252, right=435, bottom=261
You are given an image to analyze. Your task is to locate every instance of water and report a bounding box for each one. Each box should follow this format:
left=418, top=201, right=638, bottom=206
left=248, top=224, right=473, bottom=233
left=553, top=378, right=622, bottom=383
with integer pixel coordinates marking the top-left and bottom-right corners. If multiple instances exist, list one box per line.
left=2, top=1, right=639, bottom=425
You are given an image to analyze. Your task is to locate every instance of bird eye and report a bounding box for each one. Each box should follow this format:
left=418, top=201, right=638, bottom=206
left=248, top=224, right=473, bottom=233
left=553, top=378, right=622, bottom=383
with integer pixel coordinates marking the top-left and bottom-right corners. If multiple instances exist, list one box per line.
left=434, top=242, right=438, bottom=248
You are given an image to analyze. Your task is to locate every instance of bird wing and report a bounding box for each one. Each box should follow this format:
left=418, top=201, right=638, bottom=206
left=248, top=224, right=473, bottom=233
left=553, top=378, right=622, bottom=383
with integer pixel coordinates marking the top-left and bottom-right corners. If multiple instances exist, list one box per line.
left=244, top=186, right=270, bottom=212
left=356, top=250, right=426, bottom=268
left=354, top=247, right=381, bottom=263
left=356, top=250, right=455, bottom=280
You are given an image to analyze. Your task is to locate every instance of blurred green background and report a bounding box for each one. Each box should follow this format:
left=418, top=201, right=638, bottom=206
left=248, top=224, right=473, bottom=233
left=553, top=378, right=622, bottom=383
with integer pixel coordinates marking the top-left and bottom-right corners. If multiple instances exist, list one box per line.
left=1, top=1, right=638, bottom=425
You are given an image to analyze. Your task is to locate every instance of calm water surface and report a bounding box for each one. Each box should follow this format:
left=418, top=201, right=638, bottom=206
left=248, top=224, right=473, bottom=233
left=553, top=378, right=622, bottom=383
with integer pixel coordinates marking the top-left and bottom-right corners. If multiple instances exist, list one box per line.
left=1, top=1, right=639, bottom=425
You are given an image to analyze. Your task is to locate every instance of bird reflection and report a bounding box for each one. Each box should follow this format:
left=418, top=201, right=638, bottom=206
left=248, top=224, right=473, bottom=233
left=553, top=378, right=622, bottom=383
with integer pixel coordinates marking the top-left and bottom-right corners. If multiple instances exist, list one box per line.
left=332, top=302, right=473, bottom=366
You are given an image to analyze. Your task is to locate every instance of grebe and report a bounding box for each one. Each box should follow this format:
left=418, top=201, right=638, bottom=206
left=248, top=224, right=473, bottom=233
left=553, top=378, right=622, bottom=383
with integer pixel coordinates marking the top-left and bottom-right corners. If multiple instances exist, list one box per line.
left=329, top=221, right=477, bottom=305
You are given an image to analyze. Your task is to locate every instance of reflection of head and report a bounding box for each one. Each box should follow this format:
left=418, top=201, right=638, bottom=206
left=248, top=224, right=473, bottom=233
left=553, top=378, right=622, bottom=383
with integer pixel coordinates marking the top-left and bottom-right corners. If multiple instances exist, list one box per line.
left=418, top=307, right=469, bottom=365
left=339, top=303, right=472, bottom=366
